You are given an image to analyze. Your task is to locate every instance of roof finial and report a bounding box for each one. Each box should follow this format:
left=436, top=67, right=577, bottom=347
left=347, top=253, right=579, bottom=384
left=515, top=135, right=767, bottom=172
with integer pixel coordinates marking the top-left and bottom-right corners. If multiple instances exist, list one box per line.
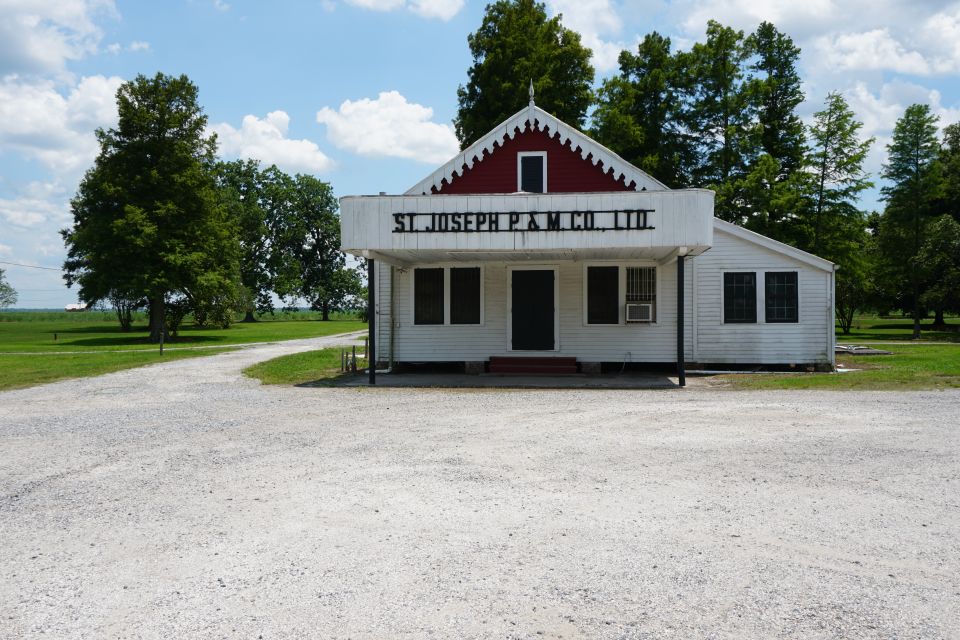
left=528, top=79, right=535, bottom=107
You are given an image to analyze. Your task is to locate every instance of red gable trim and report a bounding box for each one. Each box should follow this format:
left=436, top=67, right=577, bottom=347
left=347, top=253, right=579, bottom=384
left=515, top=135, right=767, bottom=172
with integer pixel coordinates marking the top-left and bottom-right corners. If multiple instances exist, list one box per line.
left=433, top=128, right=635, bottom=194
left=405, top=105, right=666, bottom=195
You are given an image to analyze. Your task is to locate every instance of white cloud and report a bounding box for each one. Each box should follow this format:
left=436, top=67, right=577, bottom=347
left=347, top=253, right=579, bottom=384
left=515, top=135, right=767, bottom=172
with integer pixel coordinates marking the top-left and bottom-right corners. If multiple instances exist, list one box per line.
left=0, top=0, right=117, bottom=77
left=343, top=0, right=463, bottom=21
left=211, top=111, right=335, bottom=174
left=128, top=40, right=149, bottom=52
left=408, top=0, right=463, bottom=20
left=213, top=0, right=230, bottom=11
left=547, top=0, right=624, bottom=72
left=316, top=91, right=459, bottom=164
left=0, top=74, right=122, bottom=174
left=0, top=182, right=69, bottom=229
left=0, top=243, right=12, bottom=256
left=813, top=29, right=930, bottom=75
left=105, top=42, right=120, bottom=54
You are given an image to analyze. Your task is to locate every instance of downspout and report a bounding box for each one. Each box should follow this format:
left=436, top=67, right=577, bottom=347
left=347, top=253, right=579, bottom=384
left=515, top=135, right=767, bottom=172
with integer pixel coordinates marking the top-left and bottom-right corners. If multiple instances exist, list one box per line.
left=374, top=262, right=394, bottom=374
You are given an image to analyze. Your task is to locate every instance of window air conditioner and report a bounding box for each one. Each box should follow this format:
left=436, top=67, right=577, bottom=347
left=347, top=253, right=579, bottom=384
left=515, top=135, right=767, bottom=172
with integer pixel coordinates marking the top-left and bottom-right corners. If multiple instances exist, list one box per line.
left=626, top=303, right=653, bottom=323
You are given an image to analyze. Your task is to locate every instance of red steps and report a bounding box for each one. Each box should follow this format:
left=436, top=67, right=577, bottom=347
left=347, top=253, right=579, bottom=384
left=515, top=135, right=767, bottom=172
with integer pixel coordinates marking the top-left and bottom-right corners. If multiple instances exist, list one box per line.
left=488, top=356, right=578, bottom=375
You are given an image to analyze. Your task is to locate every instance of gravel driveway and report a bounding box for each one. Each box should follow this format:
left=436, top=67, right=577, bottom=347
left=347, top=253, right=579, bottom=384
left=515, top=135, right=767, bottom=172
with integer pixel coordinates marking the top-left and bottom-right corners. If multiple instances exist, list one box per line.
left=1, top=333, right=958, bottom=639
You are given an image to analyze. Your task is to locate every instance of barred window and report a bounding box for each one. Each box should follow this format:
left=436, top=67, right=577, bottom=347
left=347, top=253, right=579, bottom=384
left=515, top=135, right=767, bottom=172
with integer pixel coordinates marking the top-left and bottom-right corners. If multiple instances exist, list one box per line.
left=626, top=266, right=656, bottom=320
left=723, top=272, right=757, bottom=323
left=765, top=272, right=799, bottom=323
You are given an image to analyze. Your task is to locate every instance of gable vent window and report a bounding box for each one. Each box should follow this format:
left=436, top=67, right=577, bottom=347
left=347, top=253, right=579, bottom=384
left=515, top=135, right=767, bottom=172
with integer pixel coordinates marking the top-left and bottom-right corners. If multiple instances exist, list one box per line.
left=518, top=152, right=546, bottom=193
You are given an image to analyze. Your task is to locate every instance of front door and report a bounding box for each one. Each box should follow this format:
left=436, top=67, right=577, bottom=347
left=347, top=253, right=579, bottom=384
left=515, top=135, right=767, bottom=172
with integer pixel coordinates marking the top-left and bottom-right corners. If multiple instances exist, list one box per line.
left=511, top=269, right=555, bottom=350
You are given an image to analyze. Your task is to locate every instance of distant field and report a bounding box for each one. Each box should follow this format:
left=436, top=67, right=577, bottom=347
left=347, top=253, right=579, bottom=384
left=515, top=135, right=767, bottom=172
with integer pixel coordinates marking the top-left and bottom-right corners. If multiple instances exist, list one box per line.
left=0, top=311, right=365, bottom=390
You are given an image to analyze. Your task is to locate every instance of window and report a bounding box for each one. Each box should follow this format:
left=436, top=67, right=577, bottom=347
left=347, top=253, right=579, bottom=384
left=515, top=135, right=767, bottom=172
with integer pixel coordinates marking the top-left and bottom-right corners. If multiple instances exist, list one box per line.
left=626, top=266, right=656, bottom=321
left=586, top=266, right=619, bottom=324
left=586, top=265, right=657, bottom=325
left=723, top=272, right=757, bottom=323
left=765, top=271, right=798, bottom=323
left=413, top=266, right=483, bottom=325
left=414, top=268, right=444, bottom=325
left=518, top=152, right=546, bottom=193
left=450, top=267, right=481, bottom=324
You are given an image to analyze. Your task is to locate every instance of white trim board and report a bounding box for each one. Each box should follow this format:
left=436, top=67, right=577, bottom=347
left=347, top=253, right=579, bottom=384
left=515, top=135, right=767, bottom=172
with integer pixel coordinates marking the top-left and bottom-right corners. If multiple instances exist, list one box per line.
left=713, top=219, right=834, bottom=272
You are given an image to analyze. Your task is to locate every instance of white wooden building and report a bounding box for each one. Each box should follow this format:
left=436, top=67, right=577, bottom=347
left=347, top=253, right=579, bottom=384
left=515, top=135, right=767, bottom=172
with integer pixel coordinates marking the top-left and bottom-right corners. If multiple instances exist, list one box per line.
left=341, top=99, right=836, bottom=383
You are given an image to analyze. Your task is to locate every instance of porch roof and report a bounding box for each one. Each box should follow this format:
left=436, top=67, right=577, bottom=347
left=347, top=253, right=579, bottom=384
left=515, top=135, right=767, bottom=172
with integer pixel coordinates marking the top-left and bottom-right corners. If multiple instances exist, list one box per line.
left=341, top=190, right=714, bottom=268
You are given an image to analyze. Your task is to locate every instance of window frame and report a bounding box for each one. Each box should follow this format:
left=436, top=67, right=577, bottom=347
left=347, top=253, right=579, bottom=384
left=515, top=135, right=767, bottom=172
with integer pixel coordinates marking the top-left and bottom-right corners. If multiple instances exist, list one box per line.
left=582, top=261, right=659, bottom=326
left=720, top=269, right=802, bottom=325
left=764, top=270, right=800, bottom=324
left=410, top=264, right=485, bottom=327
left=517, top=151, right=548, bottom=193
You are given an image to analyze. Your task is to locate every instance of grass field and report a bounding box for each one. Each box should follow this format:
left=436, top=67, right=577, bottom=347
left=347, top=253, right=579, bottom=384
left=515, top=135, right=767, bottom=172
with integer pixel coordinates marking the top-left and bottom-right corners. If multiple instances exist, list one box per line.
left=243, top=347, right=366, bottom=386
left=723, top=314, right=960, bottom=390
left=0, top=311, right=365, bottom=391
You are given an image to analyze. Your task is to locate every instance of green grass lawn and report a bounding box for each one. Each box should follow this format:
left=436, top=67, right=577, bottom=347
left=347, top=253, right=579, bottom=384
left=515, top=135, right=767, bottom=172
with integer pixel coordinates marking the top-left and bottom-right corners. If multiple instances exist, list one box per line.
left=243, top=347, right=366, bottom=386
left=0, top=311, right=365, bottom=390
left=722, top=343, right=960, bottom=391
left=836, top=314, right=960, bottom=343
left=0, top=349, right=235, bottom=391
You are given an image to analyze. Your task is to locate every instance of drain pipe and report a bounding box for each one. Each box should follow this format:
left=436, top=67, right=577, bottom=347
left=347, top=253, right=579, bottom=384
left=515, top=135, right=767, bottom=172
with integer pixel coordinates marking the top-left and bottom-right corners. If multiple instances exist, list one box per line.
left=373, top=262, right=394, bottom=375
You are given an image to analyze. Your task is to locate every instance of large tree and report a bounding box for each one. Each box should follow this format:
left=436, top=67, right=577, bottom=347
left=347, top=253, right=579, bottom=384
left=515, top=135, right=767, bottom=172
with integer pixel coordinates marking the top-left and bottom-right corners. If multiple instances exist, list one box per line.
left=738, top=22, right=808, bottom=240
left=879, top=103, right=942, bottom=338
left=454, top=0, right=594, bottom=148
left=745, top=22, right=805, bottom=177
left=591, top=32, right=696, bottom=188
left=273, top=174, right=355, bottom=320
left=805, top=92, right=874, bottom=256
left=684, top=20, right=755, bottom=222
left=917, top=215, right=960, bottom=326
left=216, top=159, right=283, bottom=322
left=0, top=268, right=17, bottom=309
left=63, top=73, right=239, bottom=341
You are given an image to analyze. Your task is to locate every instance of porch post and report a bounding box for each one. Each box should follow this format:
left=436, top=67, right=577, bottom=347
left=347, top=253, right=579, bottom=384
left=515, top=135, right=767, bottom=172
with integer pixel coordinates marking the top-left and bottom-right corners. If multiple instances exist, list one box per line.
left=368, top=258, right=376, bottom=385
left=676, top=254, right=686, bottom=387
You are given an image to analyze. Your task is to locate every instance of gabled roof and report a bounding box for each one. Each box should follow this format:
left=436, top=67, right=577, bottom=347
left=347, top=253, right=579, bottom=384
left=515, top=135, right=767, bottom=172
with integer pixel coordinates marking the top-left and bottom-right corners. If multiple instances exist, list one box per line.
left=405, top=104, right=668, bottom=195
left=714, top=219, right=836, bottom=272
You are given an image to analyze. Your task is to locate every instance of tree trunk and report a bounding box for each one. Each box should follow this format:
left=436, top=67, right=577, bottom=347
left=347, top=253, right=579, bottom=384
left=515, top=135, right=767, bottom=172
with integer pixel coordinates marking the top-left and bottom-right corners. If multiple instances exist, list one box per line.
left=933, top=309, right=946, bottom=328
left=149, top=296, right=167, bottom=343
left=242, top=310, right=257, bottom=323
left=321, top=301, right=330, bottom=321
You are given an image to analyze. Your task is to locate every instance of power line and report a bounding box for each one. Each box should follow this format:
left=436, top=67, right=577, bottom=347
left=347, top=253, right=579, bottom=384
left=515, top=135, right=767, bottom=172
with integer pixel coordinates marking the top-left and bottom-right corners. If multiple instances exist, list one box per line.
left=0, top=260, right=63, bottom=272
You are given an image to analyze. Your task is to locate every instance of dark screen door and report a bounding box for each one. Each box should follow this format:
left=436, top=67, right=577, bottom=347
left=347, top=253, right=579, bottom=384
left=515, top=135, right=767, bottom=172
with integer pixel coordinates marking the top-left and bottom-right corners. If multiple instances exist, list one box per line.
left=511, top=270, right=555, bottom=350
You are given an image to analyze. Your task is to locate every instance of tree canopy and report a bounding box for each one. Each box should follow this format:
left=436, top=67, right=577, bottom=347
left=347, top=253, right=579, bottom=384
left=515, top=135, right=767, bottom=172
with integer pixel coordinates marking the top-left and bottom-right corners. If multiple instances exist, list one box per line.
left=0, top=268, right=17, bottom=309
left=454, top=0, right=594, bottom=148
left=63, top=73, right=240, bottom=341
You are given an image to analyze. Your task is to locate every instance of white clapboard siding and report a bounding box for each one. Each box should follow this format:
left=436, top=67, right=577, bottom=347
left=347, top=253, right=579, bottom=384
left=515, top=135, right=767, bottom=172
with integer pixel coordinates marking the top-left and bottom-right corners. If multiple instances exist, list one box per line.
left=369, top=223, right=833, bottom=366
left=689, top=227, right=833, bottom=364
left=372, top=260, right=685, bottom=363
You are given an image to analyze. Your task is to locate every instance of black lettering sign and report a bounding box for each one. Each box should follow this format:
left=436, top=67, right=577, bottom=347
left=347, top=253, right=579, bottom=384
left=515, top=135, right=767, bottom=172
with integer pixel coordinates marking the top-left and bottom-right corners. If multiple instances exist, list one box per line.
left=391, top=210, right=655, bottom=233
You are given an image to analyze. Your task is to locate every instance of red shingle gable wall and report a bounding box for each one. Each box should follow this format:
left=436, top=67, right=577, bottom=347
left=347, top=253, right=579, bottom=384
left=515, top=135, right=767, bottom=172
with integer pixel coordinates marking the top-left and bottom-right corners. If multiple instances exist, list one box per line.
left=433, top=127, right=636, bottom=194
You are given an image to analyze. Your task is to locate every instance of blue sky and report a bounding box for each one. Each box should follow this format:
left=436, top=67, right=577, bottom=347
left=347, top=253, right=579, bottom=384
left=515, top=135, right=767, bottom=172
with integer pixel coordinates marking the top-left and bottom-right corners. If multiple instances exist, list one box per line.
left=2, top=0, right=959, bottom=308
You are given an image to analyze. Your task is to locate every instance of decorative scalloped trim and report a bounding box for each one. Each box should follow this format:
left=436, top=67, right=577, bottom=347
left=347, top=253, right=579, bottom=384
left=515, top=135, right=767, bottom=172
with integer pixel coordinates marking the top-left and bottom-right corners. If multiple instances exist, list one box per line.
left=405, top=105, right=668, bottom=196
